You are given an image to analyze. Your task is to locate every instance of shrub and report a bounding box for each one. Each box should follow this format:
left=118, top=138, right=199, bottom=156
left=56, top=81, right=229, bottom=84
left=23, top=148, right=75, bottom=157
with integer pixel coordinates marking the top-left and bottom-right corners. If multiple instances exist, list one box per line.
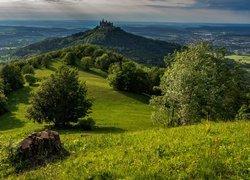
left=81, top=56, right=93, bottom=70
left=108, top=61, right=149, bottom=93
left=41, top=54, right=51, bottom=68
left=95, top=53, right=112, bottom=71
left=78, top=118, right=96, bottom=130
left=63, top=52, right=77, bottom=66
left=24, top=74, right=37, bottom=86
left=21, top=64, right=35, bottom=75
left=0, top=64, right=24, bottom=93
left=0, top=78, right=8, bottom=115
left=236, top=105, right=250, bottom=120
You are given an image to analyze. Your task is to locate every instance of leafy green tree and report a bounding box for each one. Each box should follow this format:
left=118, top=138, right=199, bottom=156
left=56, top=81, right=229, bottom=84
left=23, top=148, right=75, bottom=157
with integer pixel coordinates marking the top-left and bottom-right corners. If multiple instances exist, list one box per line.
left=28, top=57, right=40, bottom=69
left=83, top=45, right=96, bottom=56
left=63, top=52, right=77, bottom=66
left=81, top=56, right=93, bottom=70
left=0, top=64, right=24, bottom=93
left=151, top=42, right=248, bottom=127
left=93, top=48, right=105, bottom=58
left=24, top=74, right=37, bottom=86
left=108, top=61, right=149, bottom=93
left=95, top=53, right=111, bottom=71
left=0, top=78, right=8, bottom=115
left=146, top=67, right=165, bottom=95
left=236, top=104, right=250, bottom=120
left=27, top=66, right=92, bottom=127
left=41, top=54, right=51, bottom=68
left=21, top=64, right=35, bottom=75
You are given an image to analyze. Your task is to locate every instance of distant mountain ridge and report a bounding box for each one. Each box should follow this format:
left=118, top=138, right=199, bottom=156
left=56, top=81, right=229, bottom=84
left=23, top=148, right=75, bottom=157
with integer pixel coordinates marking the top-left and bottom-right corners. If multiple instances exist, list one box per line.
left=14, top=20, right=181, bottom=66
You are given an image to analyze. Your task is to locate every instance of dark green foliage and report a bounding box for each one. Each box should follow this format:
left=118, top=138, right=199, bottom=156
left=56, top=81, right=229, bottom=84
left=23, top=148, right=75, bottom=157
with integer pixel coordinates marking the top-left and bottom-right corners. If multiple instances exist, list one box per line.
left=12, top=61, right=28, bottom=70
left=63, top=52, right=77, bottom=66
left=21, top=64, right=35, bottom=75
left=24, top=74, right=36, bottom=86
left=27, top=66, right=92, bottom=127
left=93, top=49, right=105, bottom=58
left=95, top=53, right=113, bottom=71
left=151, top=42, right=249, bottom=127
left=236, top=105, right=250, bottom=120
left=83, top=45, right=96, bottom=56
left=77, top=118, right=96, bottom=130
left=41, top=54, right=51, bottom=68
left=14, top=26, right=181, bottom=66
left=81, top=56, right=93, bottom=70
left=0, top=78, right=8, bottom=115
left=28, top=57, right=41, bottom=68
left=108, top=61, right=164, bottom=94
left=108, top=61, right=149, bottom=93
left=146, top=67, right=165, bottom=95
left=0, top=64, right=24, bottom=93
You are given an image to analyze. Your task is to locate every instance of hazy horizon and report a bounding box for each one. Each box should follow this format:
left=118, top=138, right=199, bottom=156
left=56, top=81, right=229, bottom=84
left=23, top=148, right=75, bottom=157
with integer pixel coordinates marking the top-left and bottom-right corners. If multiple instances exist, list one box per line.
left=0, top=0, right=250, bottom=24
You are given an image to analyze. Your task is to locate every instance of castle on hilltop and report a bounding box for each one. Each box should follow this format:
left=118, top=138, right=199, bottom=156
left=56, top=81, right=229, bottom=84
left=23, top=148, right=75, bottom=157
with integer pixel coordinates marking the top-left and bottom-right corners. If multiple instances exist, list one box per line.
left=99, top=19, right=114, bottom=29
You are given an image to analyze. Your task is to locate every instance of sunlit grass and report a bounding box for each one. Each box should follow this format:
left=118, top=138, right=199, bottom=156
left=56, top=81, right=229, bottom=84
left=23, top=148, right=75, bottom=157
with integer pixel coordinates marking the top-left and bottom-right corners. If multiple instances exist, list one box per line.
left=0, top=60, right=249, bottom=179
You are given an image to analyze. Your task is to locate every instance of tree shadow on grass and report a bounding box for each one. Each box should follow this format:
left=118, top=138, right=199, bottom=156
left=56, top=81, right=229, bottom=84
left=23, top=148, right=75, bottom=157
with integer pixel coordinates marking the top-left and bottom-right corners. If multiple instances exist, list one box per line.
left=9, top=149, right=70, bottom=175
left=93, top=126, right=126, bottom=133
left=80, top=68, right=108, bottom=78
left=44, top=125, right=126, bottom=135
left=0, top=86, right=32, bottom=131
left=90, top=69, right=107, bottom=78
left=119, top=91, right=150, bottom=104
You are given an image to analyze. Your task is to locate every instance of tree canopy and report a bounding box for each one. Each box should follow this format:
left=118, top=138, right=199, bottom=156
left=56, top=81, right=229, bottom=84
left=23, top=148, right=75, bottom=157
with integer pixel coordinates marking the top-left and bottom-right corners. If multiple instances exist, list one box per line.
left=151, top=42, right=249, bottom=127
left=27, top=66, right=92, bottom=127
left=0, top=64, right=24, bottom=94
left=108, top=61, right=149, bottom=93
left=0, top=78, right=8, bottom=115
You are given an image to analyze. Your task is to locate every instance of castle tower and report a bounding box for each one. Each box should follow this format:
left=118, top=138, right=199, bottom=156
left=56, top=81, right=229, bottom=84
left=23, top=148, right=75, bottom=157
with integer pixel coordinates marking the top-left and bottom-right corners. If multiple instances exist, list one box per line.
left=99, top=19, right=114, bottom=29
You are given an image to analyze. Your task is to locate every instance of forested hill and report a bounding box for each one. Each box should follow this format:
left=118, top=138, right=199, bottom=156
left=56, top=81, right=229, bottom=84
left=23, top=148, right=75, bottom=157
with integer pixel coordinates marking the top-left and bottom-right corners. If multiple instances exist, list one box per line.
left=14, top=25, right=181, bottom=66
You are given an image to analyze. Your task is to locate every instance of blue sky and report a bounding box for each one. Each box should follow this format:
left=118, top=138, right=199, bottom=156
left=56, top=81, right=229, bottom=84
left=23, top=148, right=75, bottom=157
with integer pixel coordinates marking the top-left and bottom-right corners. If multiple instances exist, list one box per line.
left=0, top=0, right=249, bottom=23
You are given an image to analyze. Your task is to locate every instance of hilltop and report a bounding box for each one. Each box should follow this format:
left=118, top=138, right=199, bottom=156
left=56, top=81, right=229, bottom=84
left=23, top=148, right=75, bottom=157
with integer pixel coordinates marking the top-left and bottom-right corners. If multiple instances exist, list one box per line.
left=14, top=20, right=181, bottom=66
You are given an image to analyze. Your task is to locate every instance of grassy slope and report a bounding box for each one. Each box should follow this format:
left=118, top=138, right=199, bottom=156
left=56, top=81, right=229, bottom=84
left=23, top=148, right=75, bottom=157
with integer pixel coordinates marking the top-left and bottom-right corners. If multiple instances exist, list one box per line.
left=227, top=55, right=250, bottom=63
left=227, top=55, right=250, bottom=72
left=0, top=60, right=152, bottom=137
left=0, top=60, right=249, bottom=179
left=2, top=122, right=250, bottom=179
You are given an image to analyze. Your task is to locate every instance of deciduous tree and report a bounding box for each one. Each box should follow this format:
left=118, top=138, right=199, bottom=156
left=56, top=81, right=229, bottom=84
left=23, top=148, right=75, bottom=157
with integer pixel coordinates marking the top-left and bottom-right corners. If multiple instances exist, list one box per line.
left=27, top=66, right=92, bottom=127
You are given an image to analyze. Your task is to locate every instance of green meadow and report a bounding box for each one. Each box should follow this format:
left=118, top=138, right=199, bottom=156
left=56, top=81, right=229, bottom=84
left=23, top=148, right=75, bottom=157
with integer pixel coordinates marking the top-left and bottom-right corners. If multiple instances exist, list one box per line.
left=227, top=55, right=250, bottom=72
left=0, top=60, right=249, bottom=179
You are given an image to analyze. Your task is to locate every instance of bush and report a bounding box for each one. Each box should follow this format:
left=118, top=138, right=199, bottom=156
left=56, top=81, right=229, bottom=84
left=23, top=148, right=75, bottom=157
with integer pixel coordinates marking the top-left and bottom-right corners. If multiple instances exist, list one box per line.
left=41, top=54, right=51, bottom=68
left=24, top=74, right=37, bottom=86
left=95, top=53, right=112, bottom=71
left=0, top=64, right=24, bottom=93
left=0, top=78, right=8, bottom=115
left=21, top=64, right=35, bottom=75
left=146, top=67, right=165, bottom=95
left=81, top=56, right=93, bottom=70
left=63, top=52, right=77, bottom=66
left=236, top=104, right=250, bottom=120
left=78, top=118, right=96, bottom=130
left=108, top=61, right=149, bottom=94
